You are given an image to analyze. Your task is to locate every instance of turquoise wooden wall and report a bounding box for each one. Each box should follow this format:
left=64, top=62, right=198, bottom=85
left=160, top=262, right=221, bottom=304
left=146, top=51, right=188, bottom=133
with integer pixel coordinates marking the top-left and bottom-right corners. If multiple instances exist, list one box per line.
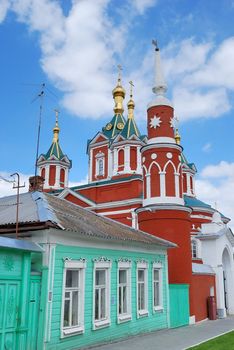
left=46, top=244, right=169, bottom=350
left=169, top=284, right=189, bottom=328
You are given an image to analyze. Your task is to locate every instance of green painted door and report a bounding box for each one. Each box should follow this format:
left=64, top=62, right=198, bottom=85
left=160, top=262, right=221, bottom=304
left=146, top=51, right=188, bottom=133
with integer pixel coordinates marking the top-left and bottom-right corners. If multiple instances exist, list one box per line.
left=0, top=280, right=21, bottom=350
left=27, top=275, right=41, bottom=350
left=169, top=284, right=189, bottom=328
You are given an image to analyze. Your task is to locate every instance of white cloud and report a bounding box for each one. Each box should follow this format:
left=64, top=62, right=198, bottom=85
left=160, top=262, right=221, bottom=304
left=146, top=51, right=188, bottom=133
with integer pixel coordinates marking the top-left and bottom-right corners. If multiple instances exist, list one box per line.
left=131, top=0, right=157, bottom=14
left=1, top=2, right=234, bottom=122
left=202, top=143, right=212, bottom=153
left=196, top=161, right=234, bottom=229
left=201, top=161, right=234, bottom=178
left=172, top=87, right=231, bottom=121
left=0, top=0, right=10, bottom=23
left=0, top=172, right=29, bottom=198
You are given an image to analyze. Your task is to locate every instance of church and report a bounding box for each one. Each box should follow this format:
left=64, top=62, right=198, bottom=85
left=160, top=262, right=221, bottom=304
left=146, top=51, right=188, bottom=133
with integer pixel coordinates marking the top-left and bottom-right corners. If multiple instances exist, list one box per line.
left=36, top=43, right=234, bottom=324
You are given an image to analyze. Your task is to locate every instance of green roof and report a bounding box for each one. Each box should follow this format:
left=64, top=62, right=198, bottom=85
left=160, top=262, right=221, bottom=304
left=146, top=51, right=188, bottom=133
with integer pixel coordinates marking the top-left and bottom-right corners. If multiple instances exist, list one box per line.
left=44, top=141, right=65, bottom=160
left=184, top=195, right=212, bottom=209
left=102, top=114, right=126, bottom=139
left=120, top=117, right=141, bottom=139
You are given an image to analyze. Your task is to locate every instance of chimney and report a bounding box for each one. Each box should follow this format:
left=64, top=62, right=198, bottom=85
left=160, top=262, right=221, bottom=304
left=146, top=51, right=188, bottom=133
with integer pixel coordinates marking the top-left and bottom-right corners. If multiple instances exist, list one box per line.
left=29, top=175, right=44, bottom=192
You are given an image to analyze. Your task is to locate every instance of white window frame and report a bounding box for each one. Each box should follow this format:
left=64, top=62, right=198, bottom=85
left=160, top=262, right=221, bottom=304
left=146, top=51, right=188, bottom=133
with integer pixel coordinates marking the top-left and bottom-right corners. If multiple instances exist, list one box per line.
left=61, top=259, right=86, bottom=337
left=136, top=261, right=148, bottom=318
left=117, top=261, right=132, bottom=323
left=95, top=152, right=105, bottom=177
left=93, top=260, right=111, bottom=330
left=152, top=262, right=163, bottom=312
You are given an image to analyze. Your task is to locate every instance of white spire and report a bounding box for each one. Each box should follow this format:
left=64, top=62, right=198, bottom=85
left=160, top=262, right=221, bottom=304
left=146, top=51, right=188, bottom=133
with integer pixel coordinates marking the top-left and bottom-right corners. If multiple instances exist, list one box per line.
left=148, top=41, right=173, bottom=109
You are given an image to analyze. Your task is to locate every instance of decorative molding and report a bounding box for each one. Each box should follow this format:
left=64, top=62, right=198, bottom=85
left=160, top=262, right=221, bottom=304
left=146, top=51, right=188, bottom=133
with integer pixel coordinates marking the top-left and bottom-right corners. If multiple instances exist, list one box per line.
left=117, top=258, right=132, bottom=263
left=93, top=256, right=111, bottom=263
left=63, top=257, right=86, bottom=263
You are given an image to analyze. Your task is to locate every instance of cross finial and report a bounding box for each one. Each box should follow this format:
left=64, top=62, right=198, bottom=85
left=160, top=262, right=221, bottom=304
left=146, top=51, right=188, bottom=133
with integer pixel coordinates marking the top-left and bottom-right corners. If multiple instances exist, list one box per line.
left=129, top=81, right=134, bottom=98
left=152, top=39, right=159, bottom=51
left=54, top=108, right=60, bottom=125
left=175, top=116, right=179, bottom=129
left=117, top=64, right=122, bottom=82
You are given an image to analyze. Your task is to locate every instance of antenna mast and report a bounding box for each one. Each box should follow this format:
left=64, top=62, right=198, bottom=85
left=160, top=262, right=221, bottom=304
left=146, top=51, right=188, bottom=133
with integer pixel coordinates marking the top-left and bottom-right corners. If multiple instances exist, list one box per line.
left=34, top=83, right=45, bottom=178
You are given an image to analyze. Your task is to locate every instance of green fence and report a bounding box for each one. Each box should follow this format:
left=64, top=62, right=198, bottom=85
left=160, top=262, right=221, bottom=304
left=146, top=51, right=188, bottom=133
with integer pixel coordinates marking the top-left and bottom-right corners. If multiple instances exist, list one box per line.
left=169, top=284, right=189, bottom=328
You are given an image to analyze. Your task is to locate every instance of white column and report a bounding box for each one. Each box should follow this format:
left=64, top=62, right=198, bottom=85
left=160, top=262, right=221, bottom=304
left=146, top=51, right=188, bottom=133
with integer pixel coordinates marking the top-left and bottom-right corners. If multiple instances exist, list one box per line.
left=44, top=165, right=50, bottom=188
left=55, top=165, right=61, bottom=188
left=136, top=146, right=142, bottom=174
left=125, top=146, right=131, bottom=172
left=89, top=149, right=93, bottom=183
left=146, top=173, right=150, bottom=199
left=108, top=149, right=112, bottom=178
left=64, top=168, right=69, bottom=187
left=159, top=171, right=166, bottom=197
left=186, top=173, right=191, bottom=195
left=175, top=173, right=180, bottom=198
left=113, top=148, right=118, bottom=175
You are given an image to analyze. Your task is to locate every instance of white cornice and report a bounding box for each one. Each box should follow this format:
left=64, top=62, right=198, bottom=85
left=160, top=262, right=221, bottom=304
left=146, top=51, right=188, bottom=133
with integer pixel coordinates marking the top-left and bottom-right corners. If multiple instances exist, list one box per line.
left=136, top=204, right=192, bottom=214
left=141, top=142, right=182, bottom=153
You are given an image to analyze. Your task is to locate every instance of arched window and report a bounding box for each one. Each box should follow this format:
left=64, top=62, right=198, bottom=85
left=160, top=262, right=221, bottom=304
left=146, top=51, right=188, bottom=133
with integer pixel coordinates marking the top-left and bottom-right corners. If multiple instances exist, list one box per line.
left=165, top=162, right=175, bottom=197
left=191, top=239, right=198, bottom=258
left=41, top=167, right=45, bottom=179
left=95, top=152, right=105, bottom=177
left=60, top=168, right=65, bottom=187
left=118, top=149, right=124, bottom=172
left=97, top=158, right=104, bottom=176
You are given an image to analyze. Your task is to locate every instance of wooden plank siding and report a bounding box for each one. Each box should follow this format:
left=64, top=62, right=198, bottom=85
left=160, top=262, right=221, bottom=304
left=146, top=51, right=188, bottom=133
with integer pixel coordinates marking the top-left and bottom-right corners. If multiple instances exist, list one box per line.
left=46, top=244, right=169, bottom=350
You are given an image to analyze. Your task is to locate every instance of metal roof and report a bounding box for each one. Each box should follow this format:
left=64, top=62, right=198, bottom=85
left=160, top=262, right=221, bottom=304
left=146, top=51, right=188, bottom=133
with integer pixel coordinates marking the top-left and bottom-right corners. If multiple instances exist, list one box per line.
left=0, top=236, right=43, bottom=252
left=0, top=191, right=176, bottom=248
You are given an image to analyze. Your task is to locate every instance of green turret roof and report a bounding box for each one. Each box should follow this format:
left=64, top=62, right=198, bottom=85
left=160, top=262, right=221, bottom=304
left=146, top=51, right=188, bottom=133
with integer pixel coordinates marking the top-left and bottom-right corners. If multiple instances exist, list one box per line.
left=120, top=117, right=140, bottom=139
left=102, top=113, right=126, bottom=139
left=44, top=141, right=64, bottom=160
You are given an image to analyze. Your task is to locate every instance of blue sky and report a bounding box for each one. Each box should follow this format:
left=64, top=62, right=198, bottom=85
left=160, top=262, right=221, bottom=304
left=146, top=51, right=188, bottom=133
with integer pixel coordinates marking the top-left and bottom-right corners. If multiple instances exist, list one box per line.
left=0, top=0, right=234, bottom=226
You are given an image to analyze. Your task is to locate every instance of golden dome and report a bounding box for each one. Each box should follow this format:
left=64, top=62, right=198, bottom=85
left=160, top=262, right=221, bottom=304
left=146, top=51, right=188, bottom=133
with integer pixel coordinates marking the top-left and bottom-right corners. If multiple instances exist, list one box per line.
left=127, top=81, right=135, bottom=119
left=175, top=128, right=181, bottom=145
left=52, top=109, right=60, bottom=143
left=112, top=65, right=125, bottom=114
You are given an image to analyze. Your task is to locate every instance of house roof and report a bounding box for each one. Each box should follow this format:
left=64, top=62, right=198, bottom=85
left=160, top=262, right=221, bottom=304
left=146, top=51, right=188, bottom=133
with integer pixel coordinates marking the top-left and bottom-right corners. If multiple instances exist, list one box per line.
left=0, top=236, right=43, bottom=252
left=0, top=192, right=176, bottom=248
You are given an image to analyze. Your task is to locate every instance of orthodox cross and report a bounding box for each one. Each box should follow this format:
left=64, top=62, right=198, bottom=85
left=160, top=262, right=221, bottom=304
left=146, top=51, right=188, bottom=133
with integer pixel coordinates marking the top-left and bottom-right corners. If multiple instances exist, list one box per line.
left=175, top=116, right=179, bottom=129
left=152, top=39, right=158, bottom=50
left=129, top=80, right=134, bottom=98
left=54, top=108, right=60, bottom=125
left=117, top=64, right=123, bottom=82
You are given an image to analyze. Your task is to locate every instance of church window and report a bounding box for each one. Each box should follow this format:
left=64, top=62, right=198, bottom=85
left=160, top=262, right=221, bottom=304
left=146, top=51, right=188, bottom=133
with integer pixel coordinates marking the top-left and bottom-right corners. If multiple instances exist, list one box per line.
left=95, top=152, right=105, bottom=177
left=61, top=259, right=86, bottom=337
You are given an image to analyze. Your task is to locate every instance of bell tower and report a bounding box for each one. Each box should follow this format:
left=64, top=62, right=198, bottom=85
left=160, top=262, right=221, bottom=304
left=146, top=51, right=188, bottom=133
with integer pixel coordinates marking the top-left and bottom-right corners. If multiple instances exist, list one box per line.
left=137, top=42, right=192, bottom=292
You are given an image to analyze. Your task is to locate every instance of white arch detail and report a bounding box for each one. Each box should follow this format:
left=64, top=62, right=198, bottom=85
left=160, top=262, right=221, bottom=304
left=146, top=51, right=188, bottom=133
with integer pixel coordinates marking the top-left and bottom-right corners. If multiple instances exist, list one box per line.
left=163, top=160, right=176, bottom=173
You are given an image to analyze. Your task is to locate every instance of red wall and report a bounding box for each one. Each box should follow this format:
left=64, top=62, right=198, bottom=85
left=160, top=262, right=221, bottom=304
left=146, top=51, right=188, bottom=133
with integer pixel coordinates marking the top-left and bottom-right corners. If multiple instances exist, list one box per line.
left=190, top=274, right=216, bottom=322
left=138, top=208, right=192, bottom=285
left=49, top=165, right=56, bottom=186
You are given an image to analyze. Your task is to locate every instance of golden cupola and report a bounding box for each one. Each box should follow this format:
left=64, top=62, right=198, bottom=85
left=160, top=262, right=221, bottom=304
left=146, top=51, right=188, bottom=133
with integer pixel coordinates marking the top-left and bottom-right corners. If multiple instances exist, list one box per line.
left=175, top=128, right=181, bottom=145
left=127, top=81, right=135, bottom=119
left=52, top=109, right=60, bottom=143
left=112, top=65, right=126, bottom=115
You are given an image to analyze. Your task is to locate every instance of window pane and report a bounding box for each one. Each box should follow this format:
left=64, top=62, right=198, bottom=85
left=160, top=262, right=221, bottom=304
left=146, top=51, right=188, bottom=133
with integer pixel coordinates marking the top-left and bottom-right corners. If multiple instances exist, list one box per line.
left=154, top=269, right=159, bottom=281
left=101, top=287, right=106, bottom=319
left=154, top=282, right=159, bottom=306
left=138, top=269, right=144, bottom=282
left=119, top=270, right=127, bottom=284
left=140, top=284, right=145, bottom=309
left=96, top=270, right=105, bottom=286
left=72, top=291, right=79, bottom=326
left=63, top=299, right=70, bottom=327
left=119, top=287, right=122, bottom=314
left=66, top=270, right=79, bottom=288
left=95, top=289, right=99, bottom=320
left=123, top=286, right=127, bottom=313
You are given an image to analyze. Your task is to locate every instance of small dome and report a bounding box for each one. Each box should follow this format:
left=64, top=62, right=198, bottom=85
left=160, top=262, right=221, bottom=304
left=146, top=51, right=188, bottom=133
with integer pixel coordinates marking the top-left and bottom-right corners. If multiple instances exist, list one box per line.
left=112, top=81, right=126, bottom=98
left=127, top=98, right=135, bottom=109
left=212, top=211, right=223, bottom=224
